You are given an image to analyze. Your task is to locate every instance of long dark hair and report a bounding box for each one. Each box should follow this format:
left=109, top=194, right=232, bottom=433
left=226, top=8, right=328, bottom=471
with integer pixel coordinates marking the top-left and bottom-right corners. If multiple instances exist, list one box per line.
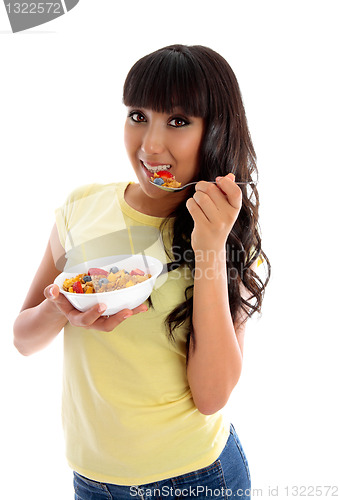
left=123, top=44, right=270, bottom=348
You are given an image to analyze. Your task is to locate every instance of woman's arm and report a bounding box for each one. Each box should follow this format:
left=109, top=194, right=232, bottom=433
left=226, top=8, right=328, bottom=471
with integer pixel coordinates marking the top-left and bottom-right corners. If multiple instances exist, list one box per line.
left=186, top=250, right=244, bottom=415
left=13, top=225, right=68, bottom=355
left=185, top=174, right=246, bottom=414
left=14, top=224, right=148, bottom=356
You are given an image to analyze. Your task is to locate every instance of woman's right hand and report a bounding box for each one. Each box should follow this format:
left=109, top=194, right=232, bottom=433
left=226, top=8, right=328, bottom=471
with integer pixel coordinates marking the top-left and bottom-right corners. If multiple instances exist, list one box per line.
left=44, top=284, right=148, bottom=333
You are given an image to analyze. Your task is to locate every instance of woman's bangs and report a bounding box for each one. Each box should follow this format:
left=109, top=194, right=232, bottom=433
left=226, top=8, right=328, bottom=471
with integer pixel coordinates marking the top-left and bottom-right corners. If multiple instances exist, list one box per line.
left=123, top=51, right=208, bottom=118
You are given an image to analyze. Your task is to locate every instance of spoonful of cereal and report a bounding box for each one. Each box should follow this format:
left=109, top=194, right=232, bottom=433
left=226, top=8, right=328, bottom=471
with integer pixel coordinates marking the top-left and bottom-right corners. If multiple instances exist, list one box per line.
left=149, top=171, right=257, bottom=192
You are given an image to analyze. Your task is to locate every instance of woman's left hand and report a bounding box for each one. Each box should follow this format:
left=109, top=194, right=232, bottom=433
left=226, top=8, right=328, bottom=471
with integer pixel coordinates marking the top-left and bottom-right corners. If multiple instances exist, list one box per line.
left=186, top=173, right=242, bottom=253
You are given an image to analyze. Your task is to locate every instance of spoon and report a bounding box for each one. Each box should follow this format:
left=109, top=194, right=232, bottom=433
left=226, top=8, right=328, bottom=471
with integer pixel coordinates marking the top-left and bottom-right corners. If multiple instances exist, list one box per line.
left=149, top=180, right=257, bottom=192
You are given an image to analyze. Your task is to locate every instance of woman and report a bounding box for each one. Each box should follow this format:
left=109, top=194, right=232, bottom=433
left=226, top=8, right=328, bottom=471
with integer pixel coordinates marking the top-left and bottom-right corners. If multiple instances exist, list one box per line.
left=14, top=44, right=270, bottom=499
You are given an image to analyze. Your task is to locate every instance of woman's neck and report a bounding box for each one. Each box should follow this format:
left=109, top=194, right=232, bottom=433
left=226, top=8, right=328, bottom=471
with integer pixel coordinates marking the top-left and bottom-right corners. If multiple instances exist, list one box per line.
left=124, top=183, right=181, bottom=218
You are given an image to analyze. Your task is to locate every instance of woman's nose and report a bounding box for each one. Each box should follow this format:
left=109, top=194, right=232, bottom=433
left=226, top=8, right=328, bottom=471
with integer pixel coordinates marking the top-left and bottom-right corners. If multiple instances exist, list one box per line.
left=141, top=124, right=165, bottom=154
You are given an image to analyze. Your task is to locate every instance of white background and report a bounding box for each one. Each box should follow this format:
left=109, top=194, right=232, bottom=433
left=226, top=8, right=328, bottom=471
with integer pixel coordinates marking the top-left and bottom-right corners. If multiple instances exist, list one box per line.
left=1, top=1, right=339, bottom=498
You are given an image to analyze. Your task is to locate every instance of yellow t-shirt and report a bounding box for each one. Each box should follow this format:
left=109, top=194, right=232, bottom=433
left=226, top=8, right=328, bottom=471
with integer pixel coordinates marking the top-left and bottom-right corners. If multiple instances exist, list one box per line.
left=55, top=181, right=230, bottom=485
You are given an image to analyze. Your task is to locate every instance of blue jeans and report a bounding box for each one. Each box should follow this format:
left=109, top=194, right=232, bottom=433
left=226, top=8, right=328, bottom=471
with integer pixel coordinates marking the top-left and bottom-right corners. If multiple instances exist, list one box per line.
left=73, top=423, right=251, bottom=499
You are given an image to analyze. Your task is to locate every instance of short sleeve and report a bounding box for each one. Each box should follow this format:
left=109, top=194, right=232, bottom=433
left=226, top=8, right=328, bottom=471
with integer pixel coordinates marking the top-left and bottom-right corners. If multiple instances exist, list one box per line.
left=55, top=184, right=96, bottom=249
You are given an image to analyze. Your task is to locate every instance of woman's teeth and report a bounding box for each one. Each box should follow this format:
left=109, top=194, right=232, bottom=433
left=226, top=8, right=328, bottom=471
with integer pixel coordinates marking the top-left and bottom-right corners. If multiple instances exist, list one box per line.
left=142, top=161, right=171, bottom=173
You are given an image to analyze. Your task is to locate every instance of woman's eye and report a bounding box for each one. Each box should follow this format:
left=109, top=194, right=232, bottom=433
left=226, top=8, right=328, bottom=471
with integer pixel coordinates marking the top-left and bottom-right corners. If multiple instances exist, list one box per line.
left=129, top=112, right=146, bottom=123
left=169, top=117, right=189, bottom=127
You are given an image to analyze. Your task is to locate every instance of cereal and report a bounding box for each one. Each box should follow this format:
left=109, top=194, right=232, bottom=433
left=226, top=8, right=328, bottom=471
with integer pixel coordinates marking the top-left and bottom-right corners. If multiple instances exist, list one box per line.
left=62, top=267, right=151, bottom=294
left=150, top=170, right=181, bottom=188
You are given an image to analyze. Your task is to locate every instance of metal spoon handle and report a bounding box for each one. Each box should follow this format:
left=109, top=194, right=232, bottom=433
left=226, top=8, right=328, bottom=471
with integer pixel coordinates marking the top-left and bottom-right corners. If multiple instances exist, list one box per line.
left=149, top=179, right=257, bottom=192
left=181, top=180, right=257, bottom=188
left=207, top=181, right=256, bottom=185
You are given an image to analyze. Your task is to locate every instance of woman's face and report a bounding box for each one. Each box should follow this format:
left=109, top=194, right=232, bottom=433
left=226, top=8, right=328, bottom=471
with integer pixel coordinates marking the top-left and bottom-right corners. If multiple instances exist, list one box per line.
left=124, top=107, right=204, bottom=212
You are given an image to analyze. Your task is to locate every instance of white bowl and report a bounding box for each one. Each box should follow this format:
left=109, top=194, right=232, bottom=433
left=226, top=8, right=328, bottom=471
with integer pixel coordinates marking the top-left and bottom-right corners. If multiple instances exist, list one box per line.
left=54, top=255, right=164, bottom=316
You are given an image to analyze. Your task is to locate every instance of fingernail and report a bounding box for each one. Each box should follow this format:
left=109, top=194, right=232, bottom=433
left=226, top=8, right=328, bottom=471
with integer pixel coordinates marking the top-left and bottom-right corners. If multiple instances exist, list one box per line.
left=98, top=304, right=107, bottom=313
left=216, top=176, right=223, bottom=182
left=123, top=314, right=132, bottom=319
left=49, top=286, right=56, bottom=299
left=228, top=173, right=235, bottom=181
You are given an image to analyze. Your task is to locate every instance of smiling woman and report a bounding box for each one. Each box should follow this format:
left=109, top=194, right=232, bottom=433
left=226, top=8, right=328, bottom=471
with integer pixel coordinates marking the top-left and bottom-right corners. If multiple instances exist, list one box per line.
left=13, top=44, right=270, bottom=499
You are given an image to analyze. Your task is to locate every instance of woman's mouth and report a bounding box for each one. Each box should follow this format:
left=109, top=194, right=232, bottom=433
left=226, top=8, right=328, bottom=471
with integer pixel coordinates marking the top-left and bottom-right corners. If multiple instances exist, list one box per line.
left=140, top=160, right=172, bottom=175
